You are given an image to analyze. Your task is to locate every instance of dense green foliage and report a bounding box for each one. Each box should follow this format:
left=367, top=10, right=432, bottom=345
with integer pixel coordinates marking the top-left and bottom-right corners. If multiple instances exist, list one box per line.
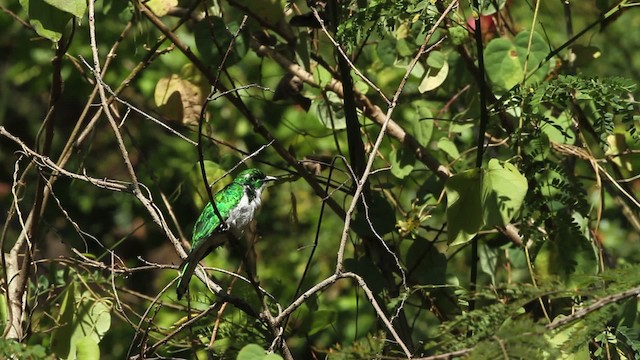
left=1, top=0, right=640, bottom=359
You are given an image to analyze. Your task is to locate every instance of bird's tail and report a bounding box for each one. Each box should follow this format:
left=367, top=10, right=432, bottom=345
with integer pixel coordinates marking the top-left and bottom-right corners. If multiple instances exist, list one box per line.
left=176, top=235, right=228, bottom=300
left=176, top=256, right=197, bottom=300
left=176, top=242, right=214, bottom=300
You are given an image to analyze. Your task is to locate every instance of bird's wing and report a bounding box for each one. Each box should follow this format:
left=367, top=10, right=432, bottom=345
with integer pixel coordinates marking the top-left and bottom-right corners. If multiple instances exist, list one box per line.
left=191, top=183, right=243, bottom=248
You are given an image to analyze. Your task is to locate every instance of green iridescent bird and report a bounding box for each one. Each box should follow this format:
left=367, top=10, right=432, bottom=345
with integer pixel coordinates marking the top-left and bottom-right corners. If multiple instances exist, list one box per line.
left=176, top=168, right=276, bottom=299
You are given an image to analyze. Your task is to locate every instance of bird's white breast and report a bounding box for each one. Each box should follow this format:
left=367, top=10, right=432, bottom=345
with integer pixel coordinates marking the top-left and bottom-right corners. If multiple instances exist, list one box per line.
left=226, top=186, right=264, bottom=236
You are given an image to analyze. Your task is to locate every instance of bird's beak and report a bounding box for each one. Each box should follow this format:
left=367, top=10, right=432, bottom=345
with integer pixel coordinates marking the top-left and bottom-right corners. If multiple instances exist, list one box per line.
left=264, top=175, right=278, bottom=183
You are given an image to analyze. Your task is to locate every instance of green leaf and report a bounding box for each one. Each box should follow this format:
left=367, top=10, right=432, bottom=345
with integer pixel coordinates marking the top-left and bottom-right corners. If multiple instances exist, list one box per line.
left=237, top=344, right=283, bottom=360
left=51, top=283, right=76, bottom=358
left=541, top=111, right=575, bottom=144
left=264, top=354, right=284, bottom=360
left=50, top=285, right=112, bottom=360
left=396, top=39, right=413, bottom=57
left=482, top=159, right=528, bottom=227
left=448, top=25, right=468, bottom=45
left=0, top=292, right=7, bottom=335
left=0, top=339, right=49, bottom=359
left=419, top=60, right=449, bottom=93
left=426, top=51, right=446, bottom=68
left=44, top=0, right=86, bottom=18
left=484, top=31, right=549, bottom=91
left=311, top=95, right=347, bottom=130
left=409, top=101, right=433, bottom=147
left=437, top=137, right=460, bottom=159
left=146, top=0, right=178, bottom=16
left=312, top=65, right=333, bottom=87
left=445, top=169, right=483, bottom=245
left=376, top=37, right=397, bottom=66
left=523, top=132, right=550, bottom=161
left=546, top=317, right=591, bottom=358
left=237, top=344, right=268, bottom=360
left=76, top=294, right=111, bottom=340
left=389, top=147, right=415, bottom=178
left=479, top=243, right=499, bottom=285
left=20, top=0, right=73, bottom=42
left=75, top=337, right=99, bottom=360
left=446, top=160, right=527, bottom=245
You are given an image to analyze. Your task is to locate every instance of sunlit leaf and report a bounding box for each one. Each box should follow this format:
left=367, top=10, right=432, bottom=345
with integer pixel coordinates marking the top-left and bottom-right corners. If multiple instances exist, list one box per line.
left=484, top=31, right=549, bottom=92
left=482, top=159, right=528, bottom=227
left=419, top=60, right=449, bottom=93
left=389, top=147, right=415, bottom=178
left=44, top=0, right=86, bottom=18
left=74, top=337, right=99, bottom=360
left=20, top=0, right=72, bottom=42
left=311, top=96, right=347, bottom=130
left=238, top=344, right=268, bottom=360
left=437, top=137, right=460, bottom=159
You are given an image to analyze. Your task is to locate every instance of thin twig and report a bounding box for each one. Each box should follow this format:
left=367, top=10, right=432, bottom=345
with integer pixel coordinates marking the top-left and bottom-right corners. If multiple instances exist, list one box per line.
left=547, top=285, right=640, bottom=330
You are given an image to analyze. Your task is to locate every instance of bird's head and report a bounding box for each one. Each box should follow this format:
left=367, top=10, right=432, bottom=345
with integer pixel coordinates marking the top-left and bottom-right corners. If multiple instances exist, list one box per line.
left=234, top=168, right=277, bottom=190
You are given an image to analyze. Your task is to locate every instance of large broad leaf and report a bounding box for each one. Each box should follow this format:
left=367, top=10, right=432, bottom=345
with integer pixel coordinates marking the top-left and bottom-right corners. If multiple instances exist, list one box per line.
left=408, top=100, right=433, bottom=147
left=231, top=0, right=284, bottom=26
left=541, top=110, right=575, bottom=144
left=51, top=285, right=112, bottom=360
left=437, top=137, right=460, bottom=160
left=75, top=337, right=100, bottom=360
left=311, top=94, right=347, bottom=130
left=238, top=344, right=284, bottom=360
left=484, top=31, right=549, bottom=92
left=146, top=0, right=177, bottom=17
left=389, top=147, right=415, bottom=179
left=20, top=0, right=73, bottom=42
left=419, top=51, right=449, bottom=93
left=446, top=168, right=483, bottom=246
left=44, top=0, right=86, bottom=18
left=154, top=66, right=207, bottom=125
left=237, top=344, right=268, bottom=360
left=479, top=242, right=499, bottom=285
left=482, top=159, right=528, bottom=227
left=51, top=283, right=76, bottom=358
left=446, top=160, right=528, bottom=245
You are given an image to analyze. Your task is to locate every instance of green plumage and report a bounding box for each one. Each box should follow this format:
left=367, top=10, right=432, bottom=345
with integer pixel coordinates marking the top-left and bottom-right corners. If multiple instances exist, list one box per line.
left=176, top=168, right=275, bottom=299
left=191, top=182, right=244, bottom=250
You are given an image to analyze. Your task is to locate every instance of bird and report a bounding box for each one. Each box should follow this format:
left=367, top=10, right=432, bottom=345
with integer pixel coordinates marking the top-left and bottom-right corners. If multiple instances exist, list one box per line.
left=176, top=168, right=277, bottom=299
